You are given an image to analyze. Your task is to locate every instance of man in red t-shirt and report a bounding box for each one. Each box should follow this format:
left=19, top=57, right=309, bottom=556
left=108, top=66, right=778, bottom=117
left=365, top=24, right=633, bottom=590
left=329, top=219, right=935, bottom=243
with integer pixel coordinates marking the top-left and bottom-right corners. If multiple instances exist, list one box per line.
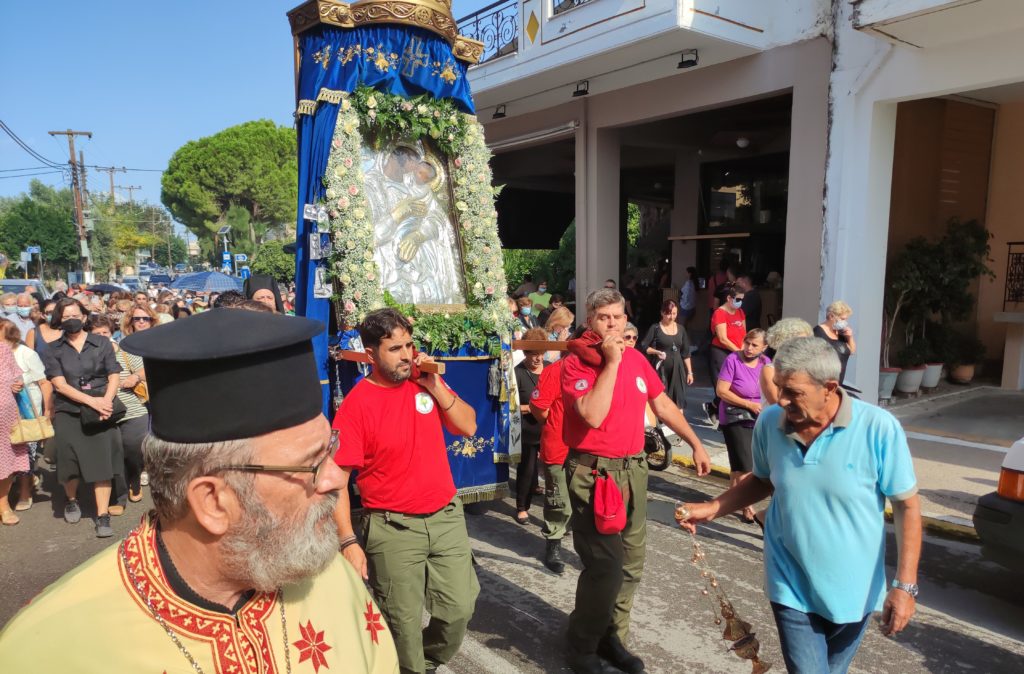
left=561, top=289, right=710, bottom=674
left=332, top=308, right=479, bottom=674
left=529, top=357, right=570, bottom=574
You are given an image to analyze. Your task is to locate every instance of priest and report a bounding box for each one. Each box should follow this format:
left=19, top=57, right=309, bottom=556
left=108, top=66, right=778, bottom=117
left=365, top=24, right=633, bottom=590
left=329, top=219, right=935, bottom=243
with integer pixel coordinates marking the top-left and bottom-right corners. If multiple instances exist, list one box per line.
left=0, top=309, right=399, bottom=674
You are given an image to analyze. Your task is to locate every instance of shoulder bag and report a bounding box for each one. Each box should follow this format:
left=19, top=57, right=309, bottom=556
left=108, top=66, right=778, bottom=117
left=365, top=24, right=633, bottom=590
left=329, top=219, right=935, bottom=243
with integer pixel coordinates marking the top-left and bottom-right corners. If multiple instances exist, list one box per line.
left=10, top=389, right=54, bottom=444
left=80, top=387, right=127, bottom=430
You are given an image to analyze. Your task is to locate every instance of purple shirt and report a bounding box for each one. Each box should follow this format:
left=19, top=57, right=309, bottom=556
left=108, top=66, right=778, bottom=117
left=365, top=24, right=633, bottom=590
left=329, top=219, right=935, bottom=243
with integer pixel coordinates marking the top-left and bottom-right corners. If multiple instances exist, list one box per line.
left=717, top=352, right=771, bottom=423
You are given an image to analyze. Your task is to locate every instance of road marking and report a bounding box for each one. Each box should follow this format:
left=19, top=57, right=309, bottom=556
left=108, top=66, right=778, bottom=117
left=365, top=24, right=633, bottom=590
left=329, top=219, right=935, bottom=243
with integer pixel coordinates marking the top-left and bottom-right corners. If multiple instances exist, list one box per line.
left=906, top=431, right=1009, bottom=454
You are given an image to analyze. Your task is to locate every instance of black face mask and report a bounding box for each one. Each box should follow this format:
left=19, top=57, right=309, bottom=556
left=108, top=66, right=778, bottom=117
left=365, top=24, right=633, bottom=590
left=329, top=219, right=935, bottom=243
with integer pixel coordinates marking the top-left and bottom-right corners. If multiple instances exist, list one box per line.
left=61, top=318, right=83, bottom=334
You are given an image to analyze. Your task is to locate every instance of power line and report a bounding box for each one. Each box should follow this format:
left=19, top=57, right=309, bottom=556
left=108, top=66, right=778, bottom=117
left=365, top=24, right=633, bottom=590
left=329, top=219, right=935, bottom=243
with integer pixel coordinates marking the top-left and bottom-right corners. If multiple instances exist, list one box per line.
left=85, top=164, right=164, bottom=173
left=0, top=170, right=65, bottom=179
left=0, top=119, right=64, bottom=168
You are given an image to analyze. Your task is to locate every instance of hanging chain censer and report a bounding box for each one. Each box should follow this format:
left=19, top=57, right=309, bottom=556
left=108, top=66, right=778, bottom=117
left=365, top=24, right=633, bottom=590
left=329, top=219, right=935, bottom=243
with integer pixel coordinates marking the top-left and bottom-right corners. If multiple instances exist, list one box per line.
left=675, top=504, right=772, bottom=674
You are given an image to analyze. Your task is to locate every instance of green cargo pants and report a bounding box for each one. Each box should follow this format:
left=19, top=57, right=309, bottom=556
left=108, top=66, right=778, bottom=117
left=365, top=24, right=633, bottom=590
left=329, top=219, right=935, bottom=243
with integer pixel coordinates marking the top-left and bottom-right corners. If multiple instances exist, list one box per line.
left=565, top=451, right=648, bottom=654
left=361, top=498, right=480, bottom=674
left=542, top=461, right=572, bottom=541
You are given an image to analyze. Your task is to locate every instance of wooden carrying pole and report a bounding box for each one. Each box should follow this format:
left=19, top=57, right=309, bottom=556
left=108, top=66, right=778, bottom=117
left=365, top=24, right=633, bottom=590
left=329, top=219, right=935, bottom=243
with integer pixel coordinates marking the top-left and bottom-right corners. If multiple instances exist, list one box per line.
left=333, top=349, right=446, bottom=375
left=512, top=340, right=568, bottom=352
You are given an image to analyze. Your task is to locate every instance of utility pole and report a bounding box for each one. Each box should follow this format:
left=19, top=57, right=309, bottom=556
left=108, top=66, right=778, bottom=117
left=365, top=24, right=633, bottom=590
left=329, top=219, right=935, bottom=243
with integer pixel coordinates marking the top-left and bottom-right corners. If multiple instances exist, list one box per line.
left=117, top=185, right=141, bottom=204
left=96, top=166, right=126, bottom=203
left=78, top=150, right=88, bottom=195
left=48, top=129, right=93, bottom=274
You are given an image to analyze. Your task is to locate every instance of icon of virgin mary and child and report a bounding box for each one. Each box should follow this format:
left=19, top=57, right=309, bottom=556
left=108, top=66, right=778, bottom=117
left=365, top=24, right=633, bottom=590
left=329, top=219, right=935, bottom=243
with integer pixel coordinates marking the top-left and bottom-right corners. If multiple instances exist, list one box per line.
left=361, top=142, right=466, bottom=305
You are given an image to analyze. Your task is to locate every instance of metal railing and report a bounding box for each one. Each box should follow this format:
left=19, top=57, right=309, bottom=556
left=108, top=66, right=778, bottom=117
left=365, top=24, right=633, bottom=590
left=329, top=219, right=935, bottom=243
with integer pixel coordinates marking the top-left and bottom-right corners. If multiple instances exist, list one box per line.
left=457, top=0, right=519, bottom=64
left=553, top=0, right=594, bottom=16
left=1005, top=241, right=1024, bottom=310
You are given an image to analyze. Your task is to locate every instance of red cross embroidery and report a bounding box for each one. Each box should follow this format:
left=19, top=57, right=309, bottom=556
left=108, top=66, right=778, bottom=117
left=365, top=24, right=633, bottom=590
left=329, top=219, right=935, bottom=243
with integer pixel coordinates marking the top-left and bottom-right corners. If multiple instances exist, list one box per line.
left=364, top=601, right=385, bottom=645
left=292, top=620, right=332, bottom=672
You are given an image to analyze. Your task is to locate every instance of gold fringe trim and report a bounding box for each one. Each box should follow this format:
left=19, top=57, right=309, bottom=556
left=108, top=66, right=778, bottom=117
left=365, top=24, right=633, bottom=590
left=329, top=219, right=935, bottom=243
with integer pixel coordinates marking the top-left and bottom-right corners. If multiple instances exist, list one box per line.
left=432, top=355, right=494, bottom=362
left=457, top=482, right=510, bottom=504
left=295, top=88, right=350, bottom=116
left=492, top=452, right=521, bottom=464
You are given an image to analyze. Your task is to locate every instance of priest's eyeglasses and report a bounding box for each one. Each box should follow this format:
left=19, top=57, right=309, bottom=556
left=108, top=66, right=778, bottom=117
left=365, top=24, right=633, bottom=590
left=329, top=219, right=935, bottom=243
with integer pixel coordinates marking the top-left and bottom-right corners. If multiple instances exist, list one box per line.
left=210, top=430, right=339, bottom=487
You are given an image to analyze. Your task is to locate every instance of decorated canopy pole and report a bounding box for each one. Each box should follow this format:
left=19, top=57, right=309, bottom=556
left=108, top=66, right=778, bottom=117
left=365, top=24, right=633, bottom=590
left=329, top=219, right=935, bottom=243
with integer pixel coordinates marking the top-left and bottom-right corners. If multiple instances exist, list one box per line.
left=288, top=0, right=520, bottom=502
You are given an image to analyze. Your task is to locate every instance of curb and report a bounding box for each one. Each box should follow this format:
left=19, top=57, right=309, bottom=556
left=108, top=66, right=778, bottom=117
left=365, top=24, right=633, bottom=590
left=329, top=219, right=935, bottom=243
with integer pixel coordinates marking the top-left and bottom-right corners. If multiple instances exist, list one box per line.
left=670, top=455, right=981, bottom=543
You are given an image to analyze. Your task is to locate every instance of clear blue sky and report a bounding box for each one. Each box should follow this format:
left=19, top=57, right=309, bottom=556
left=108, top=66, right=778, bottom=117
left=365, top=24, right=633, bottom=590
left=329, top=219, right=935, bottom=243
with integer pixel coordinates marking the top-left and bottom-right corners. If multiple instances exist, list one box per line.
left=0, top=0, right=491, bottom=209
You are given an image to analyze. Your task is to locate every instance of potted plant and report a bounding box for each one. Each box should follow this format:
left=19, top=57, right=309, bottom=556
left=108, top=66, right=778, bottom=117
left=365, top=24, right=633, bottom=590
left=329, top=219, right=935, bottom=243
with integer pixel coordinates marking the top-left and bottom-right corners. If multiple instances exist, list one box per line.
left=921, top=321, right=948, bottom=390
left=947, top=331, right=986, bottom=385
left=881, top=238, right=933, bottom=400
left=894, top=340, right=930, bottom=394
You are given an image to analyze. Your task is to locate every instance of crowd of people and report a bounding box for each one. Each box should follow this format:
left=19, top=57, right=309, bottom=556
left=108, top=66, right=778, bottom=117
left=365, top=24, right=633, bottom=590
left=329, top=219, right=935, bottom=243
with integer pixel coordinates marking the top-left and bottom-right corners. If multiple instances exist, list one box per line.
left=0, top=276, right=296, bottom=533
left=0, top=265, right=921, bottom=674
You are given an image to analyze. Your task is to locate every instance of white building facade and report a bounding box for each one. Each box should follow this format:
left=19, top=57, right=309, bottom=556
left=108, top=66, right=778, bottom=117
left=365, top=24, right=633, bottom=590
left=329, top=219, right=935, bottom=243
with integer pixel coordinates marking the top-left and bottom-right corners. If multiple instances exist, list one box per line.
left=462, top=0, right=1024, bottom=401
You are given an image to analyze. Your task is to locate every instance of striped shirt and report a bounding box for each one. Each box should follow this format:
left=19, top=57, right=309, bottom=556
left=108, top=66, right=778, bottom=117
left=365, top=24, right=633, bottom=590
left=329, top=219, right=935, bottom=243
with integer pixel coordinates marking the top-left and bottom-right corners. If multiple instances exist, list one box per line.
left=115, top=350, right=148, bottom=420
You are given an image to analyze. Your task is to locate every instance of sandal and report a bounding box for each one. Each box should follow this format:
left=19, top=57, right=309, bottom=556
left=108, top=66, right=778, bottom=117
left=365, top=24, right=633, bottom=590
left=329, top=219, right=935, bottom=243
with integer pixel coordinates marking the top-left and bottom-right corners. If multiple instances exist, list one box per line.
left=515, top=512, right=529, bottom=525
left=129, top=491, right=144, bottom=503
left=14, top=498, right=32, bottom=512
left=1, top=510, right=19, bottom=526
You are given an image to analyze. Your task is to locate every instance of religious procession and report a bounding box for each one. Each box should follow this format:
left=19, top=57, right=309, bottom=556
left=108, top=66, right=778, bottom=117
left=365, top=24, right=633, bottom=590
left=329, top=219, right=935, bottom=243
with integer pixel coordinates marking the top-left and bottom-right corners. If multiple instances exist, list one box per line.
left=2, top=1, right=1024, bottom=673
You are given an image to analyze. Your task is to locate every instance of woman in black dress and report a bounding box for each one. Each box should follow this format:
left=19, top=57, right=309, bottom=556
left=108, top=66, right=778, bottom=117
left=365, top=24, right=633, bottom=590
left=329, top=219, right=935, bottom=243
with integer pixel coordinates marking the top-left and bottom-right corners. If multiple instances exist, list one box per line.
left=641, top=300, right=694, bottom=410
left=42, top=298, right=124, bottom=538
left=513, top=328, right=547, bottom=525
left=814, top=300, right=856, bottom=385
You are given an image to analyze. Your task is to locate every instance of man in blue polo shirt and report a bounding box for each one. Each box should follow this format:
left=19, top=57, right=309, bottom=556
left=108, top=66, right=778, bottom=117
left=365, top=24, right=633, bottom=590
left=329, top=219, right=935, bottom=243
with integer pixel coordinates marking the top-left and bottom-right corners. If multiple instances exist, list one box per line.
left=679, top=336, right=921, bottom=674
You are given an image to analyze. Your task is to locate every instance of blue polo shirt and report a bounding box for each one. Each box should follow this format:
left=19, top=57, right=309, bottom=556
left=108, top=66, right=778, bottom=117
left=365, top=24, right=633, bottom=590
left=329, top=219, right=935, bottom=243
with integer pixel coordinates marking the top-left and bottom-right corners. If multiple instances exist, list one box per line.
left=752, top=390, right=917, bottom=623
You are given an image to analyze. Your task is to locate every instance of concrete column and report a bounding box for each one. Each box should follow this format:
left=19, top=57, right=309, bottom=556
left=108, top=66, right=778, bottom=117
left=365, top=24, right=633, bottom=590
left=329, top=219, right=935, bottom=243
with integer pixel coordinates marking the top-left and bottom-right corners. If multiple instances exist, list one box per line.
left=670, top=150, right=700, bottom=289
left=576, top=124, right=620, bottom=308
left=782, top=72, right=830, bottom=322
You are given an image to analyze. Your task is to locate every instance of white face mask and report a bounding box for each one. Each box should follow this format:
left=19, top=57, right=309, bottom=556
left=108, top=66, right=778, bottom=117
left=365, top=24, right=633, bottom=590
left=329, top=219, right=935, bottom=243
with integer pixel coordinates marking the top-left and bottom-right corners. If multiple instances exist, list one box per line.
left=732, top=299, right=743, bottom=309
left=834, top=319, right=849, bottom=331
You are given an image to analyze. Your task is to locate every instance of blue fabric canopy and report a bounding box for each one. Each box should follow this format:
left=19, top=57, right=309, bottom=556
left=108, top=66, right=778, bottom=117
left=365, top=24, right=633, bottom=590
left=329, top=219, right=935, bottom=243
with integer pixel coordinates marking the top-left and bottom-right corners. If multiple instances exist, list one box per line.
left=293, top=22, right=475, bottom=415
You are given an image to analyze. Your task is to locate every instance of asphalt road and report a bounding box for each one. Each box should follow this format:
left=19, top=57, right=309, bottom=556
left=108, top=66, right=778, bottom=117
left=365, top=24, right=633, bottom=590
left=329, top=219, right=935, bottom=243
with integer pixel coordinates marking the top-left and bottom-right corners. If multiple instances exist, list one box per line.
left=4, top=461, right=1023, bottom=673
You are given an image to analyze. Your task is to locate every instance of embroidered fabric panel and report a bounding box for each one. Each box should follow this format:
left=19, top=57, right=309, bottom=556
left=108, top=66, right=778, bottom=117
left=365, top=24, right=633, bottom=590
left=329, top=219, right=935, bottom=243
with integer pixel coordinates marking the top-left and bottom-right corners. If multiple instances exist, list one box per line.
left=117, top=517, right=281, bottom=674
left=297, top=24, right=474, bottom=115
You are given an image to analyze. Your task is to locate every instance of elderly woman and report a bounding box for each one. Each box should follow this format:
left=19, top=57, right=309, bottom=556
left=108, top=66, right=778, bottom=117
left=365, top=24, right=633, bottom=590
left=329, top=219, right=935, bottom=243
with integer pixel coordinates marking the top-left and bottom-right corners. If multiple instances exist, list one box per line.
left=514, top=327, right=548, bottom=524
left=43, top=298, right=124, bottom=538
left=814, top=300, right=857, bottom=385
left=642, top=300, right=694, bottom=411
left=516, top=296, right=538, bottom=330
left=761, top=317, right=814, bottom=404
left=0, top=318, right=52, bottom=514
left=0, top=337, right=29, bottom=525
left=543, top=306, right=574, bottom=363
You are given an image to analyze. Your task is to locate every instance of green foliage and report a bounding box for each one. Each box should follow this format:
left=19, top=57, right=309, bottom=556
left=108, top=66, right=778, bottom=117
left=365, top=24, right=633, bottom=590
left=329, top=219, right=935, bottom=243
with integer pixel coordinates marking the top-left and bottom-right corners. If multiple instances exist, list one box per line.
left=382, top=292, right=503, bottom=356
left=152, top=235, right=188, bottom=268
left=250, top=239, right=295, bottom=283
left=502, top=222, right=576, bottom=296
left=161, top=120, right=297, bottom=261
left=895, top=339, right=930, bottom=368
left=626, top=202, right=640, bottom=247
left=0, top=180, right=79, bottom=278
left=350, top=85, right=468, bottom=157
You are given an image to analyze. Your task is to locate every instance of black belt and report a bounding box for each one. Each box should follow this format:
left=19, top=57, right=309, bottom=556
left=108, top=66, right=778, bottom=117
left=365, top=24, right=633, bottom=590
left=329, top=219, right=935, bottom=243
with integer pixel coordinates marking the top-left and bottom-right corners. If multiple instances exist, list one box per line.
left=363, top=499, right=454, bottom=520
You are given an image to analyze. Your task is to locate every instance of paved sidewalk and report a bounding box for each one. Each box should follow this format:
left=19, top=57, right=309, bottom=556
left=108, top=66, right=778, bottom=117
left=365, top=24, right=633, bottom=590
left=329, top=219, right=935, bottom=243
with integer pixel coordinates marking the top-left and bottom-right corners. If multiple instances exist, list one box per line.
left=668, top=385, right=1024, bottom=537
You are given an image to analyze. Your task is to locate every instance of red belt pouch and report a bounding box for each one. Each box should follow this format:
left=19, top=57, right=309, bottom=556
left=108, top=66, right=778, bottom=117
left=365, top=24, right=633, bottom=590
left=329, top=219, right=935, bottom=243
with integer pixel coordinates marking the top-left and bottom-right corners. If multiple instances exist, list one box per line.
left=593, top=469, right=626, bottom=534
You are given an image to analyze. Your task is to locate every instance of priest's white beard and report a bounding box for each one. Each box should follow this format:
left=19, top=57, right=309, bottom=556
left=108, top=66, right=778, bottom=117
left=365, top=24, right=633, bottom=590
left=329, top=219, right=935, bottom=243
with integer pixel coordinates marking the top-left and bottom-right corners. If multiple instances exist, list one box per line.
left=222, top=485, right=340, bottom=592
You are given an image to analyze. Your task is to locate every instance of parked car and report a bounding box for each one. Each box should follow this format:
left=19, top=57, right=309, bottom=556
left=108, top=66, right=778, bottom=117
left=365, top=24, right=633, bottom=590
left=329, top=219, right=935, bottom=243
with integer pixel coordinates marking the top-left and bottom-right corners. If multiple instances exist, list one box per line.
left=174, top=263, right=188, bottom=273
left=0, top=279, right=50, bottom=299
left=973, top=437, right=1024, bottom=568
left=121, top=275, right=145, bottom=292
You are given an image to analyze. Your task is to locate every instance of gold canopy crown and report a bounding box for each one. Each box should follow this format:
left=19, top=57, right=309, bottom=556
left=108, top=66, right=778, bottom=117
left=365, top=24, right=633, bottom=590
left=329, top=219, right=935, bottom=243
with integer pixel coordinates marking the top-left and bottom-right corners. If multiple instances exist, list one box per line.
left=288, top=0, right=483, bottom=64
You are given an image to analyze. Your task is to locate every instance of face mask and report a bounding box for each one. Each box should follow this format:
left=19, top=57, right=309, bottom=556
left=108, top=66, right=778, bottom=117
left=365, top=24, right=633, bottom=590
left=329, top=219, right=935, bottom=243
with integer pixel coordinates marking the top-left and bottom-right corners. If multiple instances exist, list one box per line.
left=44, top=313, right=52, bottom=323
left=732, top=299, right=743, bottom=309
left=2, top=306, right=15, bottom=315
left=538, top=286, right=547, bottom=293
left=61, top=318, right=83, bottom=334
left=520, top=307, right=532, bottom=316
left=834, top=319, right=848, bottom=331
left=16, top=307, right=31, bottom=318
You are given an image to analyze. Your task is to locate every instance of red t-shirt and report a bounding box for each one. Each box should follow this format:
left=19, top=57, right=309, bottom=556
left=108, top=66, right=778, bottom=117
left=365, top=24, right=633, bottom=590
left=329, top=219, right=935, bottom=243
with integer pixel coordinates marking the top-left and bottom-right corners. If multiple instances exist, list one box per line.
left=333, top=378, right=456, bottom=514
left=560, top=347, right=664, bottom=458
left=711, top=307, right=747, bottom=351
left=531, top=359, right=568, bottom=465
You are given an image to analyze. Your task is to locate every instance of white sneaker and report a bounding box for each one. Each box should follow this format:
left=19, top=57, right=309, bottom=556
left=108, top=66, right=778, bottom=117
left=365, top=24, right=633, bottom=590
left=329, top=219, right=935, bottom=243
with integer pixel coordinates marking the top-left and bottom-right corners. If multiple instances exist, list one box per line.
left=139, top=471, right=149, bottom=487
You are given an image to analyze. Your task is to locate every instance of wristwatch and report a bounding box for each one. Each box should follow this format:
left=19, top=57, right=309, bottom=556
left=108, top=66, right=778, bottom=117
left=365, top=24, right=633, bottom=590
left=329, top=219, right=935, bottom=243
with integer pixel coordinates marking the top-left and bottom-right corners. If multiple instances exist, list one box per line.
left=891, top=579, right=919, bottom=598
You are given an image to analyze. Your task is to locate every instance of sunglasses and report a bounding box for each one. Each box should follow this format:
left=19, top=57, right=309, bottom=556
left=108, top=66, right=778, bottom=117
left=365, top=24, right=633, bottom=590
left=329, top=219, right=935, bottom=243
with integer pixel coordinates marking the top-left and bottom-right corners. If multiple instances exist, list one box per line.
left=624, top=335, right=638, bottom=342
left=209, top=430, right=339, bottom=489
left=132, top=316, right=153, bottom=323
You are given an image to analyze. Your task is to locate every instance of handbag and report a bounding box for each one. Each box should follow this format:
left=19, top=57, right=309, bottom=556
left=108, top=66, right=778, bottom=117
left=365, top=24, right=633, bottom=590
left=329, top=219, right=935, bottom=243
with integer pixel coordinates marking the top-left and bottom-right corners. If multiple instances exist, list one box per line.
left=80, top=387, right=127, bottom=430
left=10, top=389, right=54, bottom=444
left=122, top=352, right=149, bottom=403
left=723, top=404, right=757, bottom=426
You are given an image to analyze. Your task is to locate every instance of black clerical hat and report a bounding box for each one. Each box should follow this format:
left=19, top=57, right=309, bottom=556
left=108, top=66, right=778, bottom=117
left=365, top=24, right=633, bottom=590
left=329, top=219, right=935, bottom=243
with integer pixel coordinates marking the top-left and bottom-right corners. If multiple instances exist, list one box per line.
left=120, top=309, right=325, bottom=443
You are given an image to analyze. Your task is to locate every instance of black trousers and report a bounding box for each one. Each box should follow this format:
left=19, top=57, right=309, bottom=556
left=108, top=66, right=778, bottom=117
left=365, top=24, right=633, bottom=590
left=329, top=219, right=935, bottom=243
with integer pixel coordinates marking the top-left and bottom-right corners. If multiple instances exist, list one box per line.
left=516, top=442, right=540, bottom=511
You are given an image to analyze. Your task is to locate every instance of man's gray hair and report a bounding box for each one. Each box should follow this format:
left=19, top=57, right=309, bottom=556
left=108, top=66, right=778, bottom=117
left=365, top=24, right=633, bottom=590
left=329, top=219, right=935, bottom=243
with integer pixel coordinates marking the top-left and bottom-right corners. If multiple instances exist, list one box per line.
left=773, top=336, right=841, bottom=386
left=143, top=435, right=255, bottom=522
left=585, top=288, right=625, bottom=316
